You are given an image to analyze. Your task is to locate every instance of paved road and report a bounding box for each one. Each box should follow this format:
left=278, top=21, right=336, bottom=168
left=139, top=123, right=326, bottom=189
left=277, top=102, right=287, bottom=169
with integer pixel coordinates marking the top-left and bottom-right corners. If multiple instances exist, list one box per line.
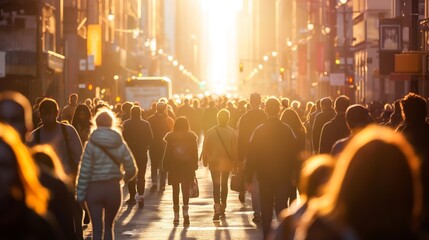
left=83, top=163, right=264, bottom=240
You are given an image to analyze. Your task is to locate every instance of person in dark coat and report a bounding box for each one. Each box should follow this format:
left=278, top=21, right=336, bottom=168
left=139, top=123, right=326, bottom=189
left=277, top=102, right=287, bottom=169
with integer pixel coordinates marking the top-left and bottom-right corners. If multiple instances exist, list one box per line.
left=246, top=97, right=300, bottom=239
left=281, top=108, right=306, bottom=154
left=162, top=117, right=198, bottom=225
left=331, top=104, right=374, bottom=155
left=236, top=93, right=266, bottom=222
left=396, top=93, right=429, bottom=233
left=318, top=95, right=350, bottom=154
left=311, top=97, right=335, bottom=154
left=147, top=102, right=174, bottom=191
left=123, top=106, right=153, bottom=207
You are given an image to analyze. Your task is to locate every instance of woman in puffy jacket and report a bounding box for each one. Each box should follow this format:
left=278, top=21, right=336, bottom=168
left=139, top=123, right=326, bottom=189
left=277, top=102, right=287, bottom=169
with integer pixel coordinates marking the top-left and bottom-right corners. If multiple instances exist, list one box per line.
left=76, top=108, right=137, bottom=240
left=162, top=117, right=198, bottom=226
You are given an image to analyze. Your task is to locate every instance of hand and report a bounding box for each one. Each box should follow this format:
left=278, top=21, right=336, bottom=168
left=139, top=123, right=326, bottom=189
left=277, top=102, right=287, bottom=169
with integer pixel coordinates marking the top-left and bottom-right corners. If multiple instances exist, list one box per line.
left=246, top=183, right=253, bottom=193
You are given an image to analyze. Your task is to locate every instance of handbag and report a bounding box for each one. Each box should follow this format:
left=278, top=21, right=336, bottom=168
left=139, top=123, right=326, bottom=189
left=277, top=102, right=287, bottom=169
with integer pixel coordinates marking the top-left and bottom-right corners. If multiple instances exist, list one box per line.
left=230, top=169, right=245, bottom=192
left=189, top=175, right=199, bottom=198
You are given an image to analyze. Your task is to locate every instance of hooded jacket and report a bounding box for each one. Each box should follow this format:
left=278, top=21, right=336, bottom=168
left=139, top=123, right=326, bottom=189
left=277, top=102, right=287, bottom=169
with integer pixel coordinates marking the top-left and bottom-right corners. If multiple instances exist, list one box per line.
left=76, top=127, right=137, bottom=202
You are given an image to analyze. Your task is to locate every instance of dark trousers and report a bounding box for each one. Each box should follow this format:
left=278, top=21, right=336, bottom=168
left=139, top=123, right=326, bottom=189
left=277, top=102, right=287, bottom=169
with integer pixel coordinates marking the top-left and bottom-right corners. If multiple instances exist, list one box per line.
left=150, top=154, right=166, bottom=188
left=259, top=182, right=289, bottom=239
left=127, top=157, right=148, bottom=198
left=172, top=181, right=191, bottom=206
left=210, top=171, right=230, bottom=205
left=86, top=179, right=122, bottom=240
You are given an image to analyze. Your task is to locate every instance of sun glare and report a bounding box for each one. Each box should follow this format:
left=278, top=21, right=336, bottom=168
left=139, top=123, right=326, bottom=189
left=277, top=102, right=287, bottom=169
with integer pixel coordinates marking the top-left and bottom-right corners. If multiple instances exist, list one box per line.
left=201, top=0, right=240, bottom=95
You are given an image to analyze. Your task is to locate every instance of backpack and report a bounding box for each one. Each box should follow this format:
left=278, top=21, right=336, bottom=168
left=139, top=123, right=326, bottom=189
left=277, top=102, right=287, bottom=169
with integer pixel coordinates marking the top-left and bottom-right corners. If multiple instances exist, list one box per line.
left=35, top=123, right=78, bottom=176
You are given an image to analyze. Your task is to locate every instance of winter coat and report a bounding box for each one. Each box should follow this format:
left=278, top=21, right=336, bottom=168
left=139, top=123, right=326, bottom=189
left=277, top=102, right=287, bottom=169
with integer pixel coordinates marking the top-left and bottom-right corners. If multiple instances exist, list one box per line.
left=147, top=113, right=174, bottom=161
left=318, top=114, right=350, bottom=154
left=76, top=127, right=137, bottom=202
left=162, top=131, right=198, bottom=185
left=246, top=118, right=300, bottom=187
left=123, top=117, right=153, bottom=161
left=202, top=125, right=238, bottom=172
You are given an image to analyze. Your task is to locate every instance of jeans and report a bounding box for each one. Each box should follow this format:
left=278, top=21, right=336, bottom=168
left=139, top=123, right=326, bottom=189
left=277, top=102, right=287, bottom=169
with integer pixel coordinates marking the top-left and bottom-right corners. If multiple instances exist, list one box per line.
left=210, top=171, right=230, bottom=205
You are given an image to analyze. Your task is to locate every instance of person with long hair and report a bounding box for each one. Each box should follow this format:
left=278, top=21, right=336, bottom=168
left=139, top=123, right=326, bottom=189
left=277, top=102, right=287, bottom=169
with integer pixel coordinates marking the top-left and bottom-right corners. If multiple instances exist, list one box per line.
left=296, top=125, right=422, bottom=239
left=71, top=104, right=92, bottom=144
left=162, top=117, right=198, bottom=225
left=31, top=144, right=76, bottom=239
left=76, top=109, right=137, bottom=240
left=0, top=123, right=61, bottom=239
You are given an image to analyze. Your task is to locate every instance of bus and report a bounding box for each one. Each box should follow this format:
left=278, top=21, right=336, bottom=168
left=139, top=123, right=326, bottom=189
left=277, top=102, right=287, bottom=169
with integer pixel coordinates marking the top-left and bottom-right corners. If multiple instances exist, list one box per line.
left=124, top=76, right=172, bottom=110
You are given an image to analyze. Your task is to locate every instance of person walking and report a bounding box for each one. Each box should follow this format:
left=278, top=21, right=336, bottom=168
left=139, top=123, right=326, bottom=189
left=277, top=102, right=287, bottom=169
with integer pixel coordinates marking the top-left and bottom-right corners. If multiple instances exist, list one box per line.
left=236, top=93, right=266, bottom=222
left=76, top=109, right=137, bottom=240
left=246, top=97, right=300, bottom=239
left=162, top=117, right=198, bottom=225
left=147, top=102, right=174, bottom=191
left=123, top=106, right=153, bottom=207
left=202, top=109, right=238, bottom=222
left=61, top=93, right=79, bottom=124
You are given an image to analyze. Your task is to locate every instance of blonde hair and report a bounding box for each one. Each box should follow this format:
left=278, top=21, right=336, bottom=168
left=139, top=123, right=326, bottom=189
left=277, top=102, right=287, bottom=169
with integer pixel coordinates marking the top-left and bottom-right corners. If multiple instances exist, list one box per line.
left=312, top=125, right=422, bottom=233
left=91, top=108, right=121, bottom=133
left=0, top=123, right=50, bottom=216
left=31, top=145, right=70, bottom=184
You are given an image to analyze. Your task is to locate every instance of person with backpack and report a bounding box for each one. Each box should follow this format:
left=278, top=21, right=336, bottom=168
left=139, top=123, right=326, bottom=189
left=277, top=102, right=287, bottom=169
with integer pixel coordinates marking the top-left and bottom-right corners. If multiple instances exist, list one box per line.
left=201, top=109, right=238, bottom=222
left=162, top=117, right=198, bottom=225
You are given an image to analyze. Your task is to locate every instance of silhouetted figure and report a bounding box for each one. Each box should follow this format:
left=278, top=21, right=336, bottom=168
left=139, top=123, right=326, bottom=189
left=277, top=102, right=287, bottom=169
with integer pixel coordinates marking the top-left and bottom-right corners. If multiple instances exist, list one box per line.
left=268, top=155, right=334, bottom=240
left=71, top=104, right=92, bottom=144
left=147, top=102, right=174, bottom=191
left=311, top=97, right=335, bottom=154
left=318, top=95, right=350, bottom=154
left=236, top=93, right=266, bottom=222
left=280, top=108, right=306, bottom=155
left=386, top=99, right=403, bottom=128
left=61, top=93, right=79, bottom=124
left=123, top=106, right=153, bottom=207
left=246, top=97, right=300, bottom=239
left=396, top=93, right=429, bottom=233
left=32, top=145, right=77, bottom=240
left=162, top=117, right=198, bottom=225
left=202, top=101, right=218, bottom=133
left=298, top=126, right=421, bottom=239
left=0, top=123, right=62, bottom=239
left=331, top=104, right=374, bottom=155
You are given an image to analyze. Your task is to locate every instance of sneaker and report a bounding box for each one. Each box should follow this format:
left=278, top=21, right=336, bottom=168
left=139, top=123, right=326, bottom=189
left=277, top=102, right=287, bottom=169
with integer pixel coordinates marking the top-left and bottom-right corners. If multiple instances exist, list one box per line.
left=126, top=198, right=136, bottom=205
left=252, top=213, right=261, bottom=223
left=238, top=192, right=245, bottom=204
left=137, top=196, right=144, bottom=208
left=150, top=185, right=158, bottom=191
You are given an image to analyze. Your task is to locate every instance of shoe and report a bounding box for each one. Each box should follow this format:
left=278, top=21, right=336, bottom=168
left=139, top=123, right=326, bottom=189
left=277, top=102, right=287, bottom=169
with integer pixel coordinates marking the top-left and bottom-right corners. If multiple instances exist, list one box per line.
left=126, top=198, right=136, bottom=205
left=150, top=185, right=158, bottom=191
left=137, top=195, right=144, bottom=208
left=252, top=213, right=261, bottom=223
left=213, top=204, right=221, bottom=222
left=212, top=213, right=221, bottom=222
left=238, top=192, right=245, bottom=204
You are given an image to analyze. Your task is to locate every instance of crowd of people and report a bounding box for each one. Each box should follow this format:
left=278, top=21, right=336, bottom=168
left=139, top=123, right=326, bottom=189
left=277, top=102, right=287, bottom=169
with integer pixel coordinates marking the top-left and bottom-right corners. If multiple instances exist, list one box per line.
left=0, top=90, right=428, bottom=240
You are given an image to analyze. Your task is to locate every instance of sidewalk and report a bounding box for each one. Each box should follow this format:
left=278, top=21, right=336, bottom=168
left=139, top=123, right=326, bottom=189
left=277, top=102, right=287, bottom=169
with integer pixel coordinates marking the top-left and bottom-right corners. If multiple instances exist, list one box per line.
left=83, top=163, right=264, bottom=239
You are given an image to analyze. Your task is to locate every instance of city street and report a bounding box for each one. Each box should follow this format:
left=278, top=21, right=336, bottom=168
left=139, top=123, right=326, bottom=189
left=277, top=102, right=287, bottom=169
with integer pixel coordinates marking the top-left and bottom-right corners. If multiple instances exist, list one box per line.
left=83, top=163, right=264, bottom=239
